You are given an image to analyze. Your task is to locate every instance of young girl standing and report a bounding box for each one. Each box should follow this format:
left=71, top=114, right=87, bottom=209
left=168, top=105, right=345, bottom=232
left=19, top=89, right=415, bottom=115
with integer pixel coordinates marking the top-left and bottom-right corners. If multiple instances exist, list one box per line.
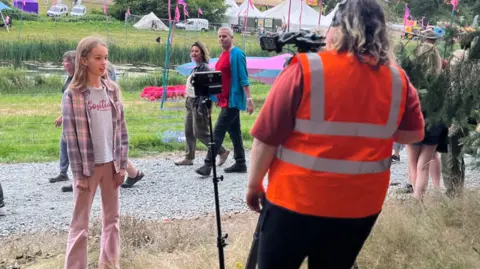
left=62, top=36, right=128, bottom=269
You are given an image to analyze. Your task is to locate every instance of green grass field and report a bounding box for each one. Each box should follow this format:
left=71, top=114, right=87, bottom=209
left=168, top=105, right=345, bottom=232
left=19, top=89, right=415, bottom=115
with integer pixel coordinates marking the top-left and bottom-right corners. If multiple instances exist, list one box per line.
left=0, top=83, right=270, bottom=163
left=7, top=20, right=256, bottom=47
left=1, top=19, right=266, bottom=66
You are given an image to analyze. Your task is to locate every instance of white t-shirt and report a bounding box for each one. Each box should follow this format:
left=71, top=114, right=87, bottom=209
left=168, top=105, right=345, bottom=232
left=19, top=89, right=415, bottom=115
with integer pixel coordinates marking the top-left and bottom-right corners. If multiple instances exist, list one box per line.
left=186, top=74, right=195, bottom=97
left=86, top=86, right=114, bottom=164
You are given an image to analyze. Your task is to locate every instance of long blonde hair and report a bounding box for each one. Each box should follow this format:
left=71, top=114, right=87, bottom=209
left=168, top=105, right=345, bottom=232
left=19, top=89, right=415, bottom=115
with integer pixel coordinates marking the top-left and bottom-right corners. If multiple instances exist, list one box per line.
left=69, top=36, right=119, bottom=94
left=329, top=0, right=392, bottom=68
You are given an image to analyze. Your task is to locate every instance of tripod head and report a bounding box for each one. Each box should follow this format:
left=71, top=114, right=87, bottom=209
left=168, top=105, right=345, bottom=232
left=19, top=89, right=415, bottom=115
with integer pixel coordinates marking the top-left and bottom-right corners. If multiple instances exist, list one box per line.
left=259, top=30, right=327, bottom=54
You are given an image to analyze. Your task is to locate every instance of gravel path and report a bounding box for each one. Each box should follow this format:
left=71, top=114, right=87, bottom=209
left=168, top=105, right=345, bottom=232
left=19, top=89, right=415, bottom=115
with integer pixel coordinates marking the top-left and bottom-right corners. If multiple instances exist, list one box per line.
left=0, top=150, right=478, bottom=238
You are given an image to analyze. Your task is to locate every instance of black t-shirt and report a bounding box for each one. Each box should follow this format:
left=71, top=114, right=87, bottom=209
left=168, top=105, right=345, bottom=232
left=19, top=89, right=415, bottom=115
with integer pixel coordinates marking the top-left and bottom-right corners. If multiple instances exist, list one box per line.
left=62, top=76, right=73, bottom=93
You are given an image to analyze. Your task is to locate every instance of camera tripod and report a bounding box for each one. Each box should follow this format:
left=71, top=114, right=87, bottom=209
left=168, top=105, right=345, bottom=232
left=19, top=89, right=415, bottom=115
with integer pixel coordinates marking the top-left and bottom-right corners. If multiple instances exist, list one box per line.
left=203, top=98, right=228, bottom=269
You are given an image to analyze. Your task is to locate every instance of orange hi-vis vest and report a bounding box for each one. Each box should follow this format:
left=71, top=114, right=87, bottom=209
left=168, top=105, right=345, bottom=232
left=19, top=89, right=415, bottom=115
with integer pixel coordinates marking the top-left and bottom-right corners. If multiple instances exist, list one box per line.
left=266, top=51, right=408, bottom=219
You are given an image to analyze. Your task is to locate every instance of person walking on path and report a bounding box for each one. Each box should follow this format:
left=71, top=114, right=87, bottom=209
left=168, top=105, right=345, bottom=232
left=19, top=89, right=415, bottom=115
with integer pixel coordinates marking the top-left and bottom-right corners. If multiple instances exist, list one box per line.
left=195, top=27, right=254, bottom=176
left=174, top=41, right=230, bottom=166
left=49, top=51, right=76, bottom=184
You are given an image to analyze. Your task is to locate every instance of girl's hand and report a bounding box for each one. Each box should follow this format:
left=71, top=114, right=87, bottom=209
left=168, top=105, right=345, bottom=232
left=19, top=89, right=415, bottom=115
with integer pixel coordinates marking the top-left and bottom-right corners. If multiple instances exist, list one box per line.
left=114, top=170, right=126, bottom=187
left=54, top=115, right=62, bottom=127
left=75, top=179, right=90, bottom=193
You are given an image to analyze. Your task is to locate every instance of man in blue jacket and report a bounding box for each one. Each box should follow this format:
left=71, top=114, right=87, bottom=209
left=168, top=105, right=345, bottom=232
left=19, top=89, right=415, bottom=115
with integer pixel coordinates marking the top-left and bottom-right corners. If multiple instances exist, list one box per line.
left=196, top=27, right=254, bottom=176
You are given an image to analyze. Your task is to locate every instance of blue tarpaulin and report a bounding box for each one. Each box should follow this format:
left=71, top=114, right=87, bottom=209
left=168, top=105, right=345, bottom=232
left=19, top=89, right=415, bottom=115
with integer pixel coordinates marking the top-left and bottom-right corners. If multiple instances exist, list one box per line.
left=0, top=2, right=11, bottom=11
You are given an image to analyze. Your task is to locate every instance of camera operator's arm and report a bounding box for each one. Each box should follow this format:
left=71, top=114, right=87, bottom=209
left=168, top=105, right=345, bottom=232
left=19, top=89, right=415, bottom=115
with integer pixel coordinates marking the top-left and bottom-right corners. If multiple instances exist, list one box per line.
left=393, top=75, right=425, bottom=144
left=246, top=63, right=303, bottom=212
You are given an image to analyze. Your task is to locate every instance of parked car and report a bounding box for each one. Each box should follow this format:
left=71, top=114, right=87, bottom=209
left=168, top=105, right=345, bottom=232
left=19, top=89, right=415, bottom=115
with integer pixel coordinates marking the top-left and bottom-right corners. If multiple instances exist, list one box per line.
left=70, top=5, right=86, bottom=16
left=176, top=18, right=209, bottom=32
left=47, top=4, right=69, bottom=17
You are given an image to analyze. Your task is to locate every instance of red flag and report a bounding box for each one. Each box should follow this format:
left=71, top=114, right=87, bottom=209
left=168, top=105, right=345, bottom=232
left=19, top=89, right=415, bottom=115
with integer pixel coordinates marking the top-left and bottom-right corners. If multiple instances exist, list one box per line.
left=451, top=0, right=459, bottom=10
left=175, top=4, right=180, bottom=21
left=183, top=4, right=189, bottom=17
left=403, top=3, right=410, bottom=26
left=198, top=7, right=203, bottom=15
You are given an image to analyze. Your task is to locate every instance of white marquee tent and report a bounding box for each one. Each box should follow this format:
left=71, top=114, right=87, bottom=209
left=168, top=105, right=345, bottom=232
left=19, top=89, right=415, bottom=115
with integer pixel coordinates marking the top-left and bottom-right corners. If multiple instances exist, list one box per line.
left=225, top=0, right=240, bottom=24
left=262, top=0, right=319, bottom=29
left=260, top=0, right=338, bottom=31
left=261, top=0, right=302, bottom=20
left=317, top=5, right=338, bottom=28
left=133, top=12, right=168, bottom=31
left=225, top=0, right=239, bottom=14
left=287, top=4, right=321, bottom=31
left=226, top=0, right=264, bottom=20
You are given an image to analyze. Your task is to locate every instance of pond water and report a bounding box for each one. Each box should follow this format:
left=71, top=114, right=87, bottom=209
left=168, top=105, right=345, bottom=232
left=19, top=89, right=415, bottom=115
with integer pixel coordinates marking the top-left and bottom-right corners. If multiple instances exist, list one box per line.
left=3, top=61, right=161, bottom=79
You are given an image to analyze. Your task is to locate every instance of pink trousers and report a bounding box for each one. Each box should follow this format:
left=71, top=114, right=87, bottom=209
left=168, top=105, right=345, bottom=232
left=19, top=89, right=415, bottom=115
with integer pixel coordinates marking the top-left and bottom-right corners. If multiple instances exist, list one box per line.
left=64, top=162, right=121, bottom=269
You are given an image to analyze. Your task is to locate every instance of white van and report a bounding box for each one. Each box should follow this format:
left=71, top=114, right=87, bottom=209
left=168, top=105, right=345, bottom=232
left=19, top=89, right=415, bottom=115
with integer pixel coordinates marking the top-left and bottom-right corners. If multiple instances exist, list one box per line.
left=176, top=18, right=209, bottom=32
left=70, top=5, right=87, bottom=16
left=47, top=4, right=69, bottom=16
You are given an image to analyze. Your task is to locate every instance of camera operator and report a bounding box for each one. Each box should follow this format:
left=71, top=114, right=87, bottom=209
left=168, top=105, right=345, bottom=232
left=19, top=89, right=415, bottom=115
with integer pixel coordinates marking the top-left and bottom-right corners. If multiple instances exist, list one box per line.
left=195, top=27, right=254, bottom=176
left=245, top=0, right=425, bottom=268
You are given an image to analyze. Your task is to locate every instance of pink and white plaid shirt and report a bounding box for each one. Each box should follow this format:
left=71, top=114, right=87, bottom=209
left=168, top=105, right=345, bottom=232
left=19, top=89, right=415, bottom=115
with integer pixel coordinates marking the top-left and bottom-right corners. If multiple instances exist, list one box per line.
left=62, top=80, right=129, bottom=180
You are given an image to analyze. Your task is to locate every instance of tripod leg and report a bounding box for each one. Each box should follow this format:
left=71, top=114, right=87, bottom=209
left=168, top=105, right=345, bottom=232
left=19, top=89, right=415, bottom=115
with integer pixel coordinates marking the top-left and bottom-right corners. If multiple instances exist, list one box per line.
left=206, top=100, right=227, bottom=269
left=245, top=214, right=262, bottom=269
left=245, top=198, right=266, bottom=269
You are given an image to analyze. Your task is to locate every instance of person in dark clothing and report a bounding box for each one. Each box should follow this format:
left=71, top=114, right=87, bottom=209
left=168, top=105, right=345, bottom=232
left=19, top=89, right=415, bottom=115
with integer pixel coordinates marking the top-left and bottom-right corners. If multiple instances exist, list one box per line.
left=174, top=41, right=230, bottom=166
left=0, top=182, right=5, bottom=216
left=49, top=51, right=76, bottom=184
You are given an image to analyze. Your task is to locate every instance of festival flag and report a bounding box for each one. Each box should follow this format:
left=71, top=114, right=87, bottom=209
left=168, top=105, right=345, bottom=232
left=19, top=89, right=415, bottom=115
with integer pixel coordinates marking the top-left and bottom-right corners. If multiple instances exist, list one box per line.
left=103, top=1, right=107, bottom=15
left=198, top=7, right=203, bottom=16
left=299, top=0, right=303, bottom=29
left=403, top=3, right=410, bottom=26
left=22, top=0, right=26, bottom=7
left=451, top=0, right=459, bottom=10
left=183, top=4, right=189, bottom=17
left=248, top=0, right=254, bottom=9
left=175, top=4, right=180, bottom=21
left=317, top=0, right=323, bottom=26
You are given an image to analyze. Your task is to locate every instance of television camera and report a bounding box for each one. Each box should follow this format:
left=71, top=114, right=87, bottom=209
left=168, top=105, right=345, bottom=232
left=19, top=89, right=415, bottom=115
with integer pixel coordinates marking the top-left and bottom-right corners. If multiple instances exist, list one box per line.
left=259, top=30, right=327, bottom=54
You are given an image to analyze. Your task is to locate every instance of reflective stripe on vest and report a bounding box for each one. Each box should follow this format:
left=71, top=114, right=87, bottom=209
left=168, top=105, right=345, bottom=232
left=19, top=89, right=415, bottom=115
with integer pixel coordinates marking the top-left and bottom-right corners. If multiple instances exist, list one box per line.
left=296, top=53, right=404, bottom=138
left=277, top=53, right=403, bottom=175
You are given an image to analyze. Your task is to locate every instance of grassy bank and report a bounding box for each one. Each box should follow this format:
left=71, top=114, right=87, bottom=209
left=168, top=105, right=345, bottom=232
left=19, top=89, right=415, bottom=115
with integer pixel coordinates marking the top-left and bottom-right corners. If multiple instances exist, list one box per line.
left=0, top=39, right=267, bottom=67
left=0, top=66, right=186, bottom=94
left=0, top=20, right=267, bottom=65
left=0, top=68, right=270, bottom=163
left=1, top=191, right=480, bottom=268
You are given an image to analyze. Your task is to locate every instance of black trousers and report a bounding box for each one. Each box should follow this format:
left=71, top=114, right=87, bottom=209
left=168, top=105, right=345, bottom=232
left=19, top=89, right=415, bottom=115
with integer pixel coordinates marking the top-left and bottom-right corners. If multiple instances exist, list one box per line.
left=204, top=107, right=245, bottom=165
left=0, top=182, right=4, bottom=208
left=257, top=200, right=379, bottom=269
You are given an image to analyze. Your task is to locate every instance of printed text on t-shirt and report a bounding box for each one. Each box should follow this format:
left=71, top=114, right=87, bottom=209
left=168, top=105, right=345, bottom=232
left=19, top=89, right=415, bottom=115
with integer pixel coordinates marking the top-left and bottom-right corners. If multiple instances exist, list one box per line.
left=88, top=100, right=112, bottom=111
